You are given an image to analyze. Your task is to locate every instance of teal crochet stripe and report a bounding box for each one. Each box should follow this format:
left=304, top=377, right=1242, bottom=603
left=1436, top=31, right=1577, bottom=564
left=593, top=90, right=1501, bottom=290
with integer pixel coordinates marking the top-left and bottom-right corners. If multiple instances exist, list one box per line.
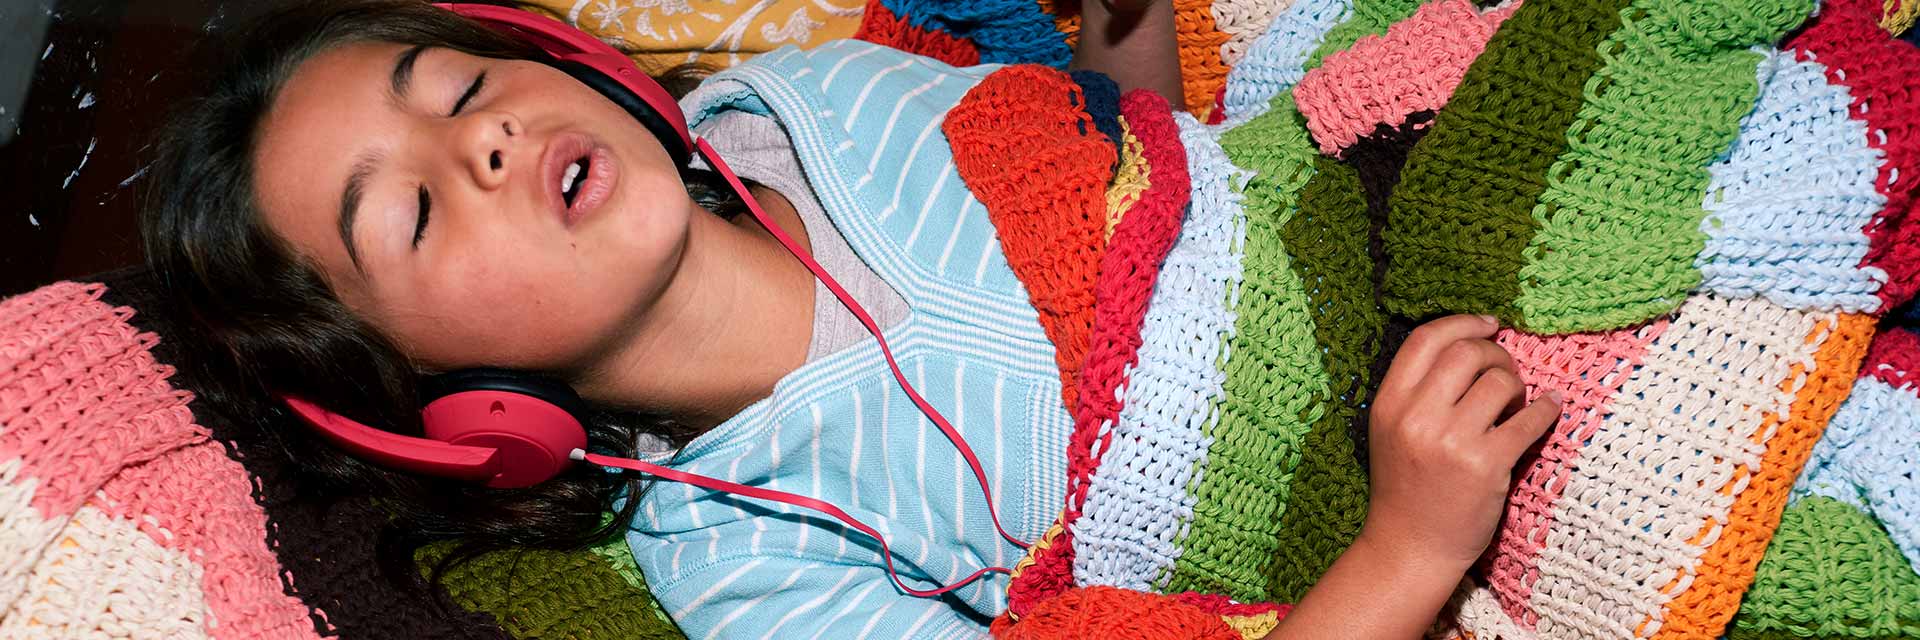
left=1265, top=156, right=1376, bottom=601
left=1383, top=0, right=1633, bottom=322
left=1305, top=0, right=1423, bottom=70
left=1513, top=0, right=1815, bottom=333
left=1165, top=91, right=1326, bottom=603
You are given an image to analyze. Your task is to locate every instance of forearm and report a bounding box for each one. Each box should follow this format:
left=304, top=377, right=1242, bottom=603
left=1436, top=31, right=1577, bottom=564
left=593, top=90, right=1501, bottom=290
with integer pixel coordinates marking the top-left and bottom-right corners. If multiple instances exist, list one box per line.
left=1262, top=531, right=1468, bottom=640
left=1069, top=0, right=1184, bottom=108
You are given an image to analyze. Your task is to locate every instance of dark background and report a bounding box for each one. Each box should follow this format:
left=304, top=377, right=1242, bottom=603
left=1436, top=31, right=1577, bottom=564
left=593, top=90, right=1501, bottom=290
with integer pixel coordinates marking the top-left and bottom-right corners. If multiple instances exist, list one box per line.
left=1, top=0, right=268, bottom=296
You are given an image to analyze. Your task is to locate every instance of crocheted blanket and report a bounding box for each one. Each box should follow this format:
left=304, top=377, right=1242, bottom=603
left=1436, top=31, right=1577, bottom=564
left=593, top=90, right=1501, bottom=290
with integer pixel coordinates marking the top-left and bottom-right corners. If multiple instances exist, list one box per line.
left=935, top=0, right=1920, bottom=638
left=0, top=272, right=687, bottom=639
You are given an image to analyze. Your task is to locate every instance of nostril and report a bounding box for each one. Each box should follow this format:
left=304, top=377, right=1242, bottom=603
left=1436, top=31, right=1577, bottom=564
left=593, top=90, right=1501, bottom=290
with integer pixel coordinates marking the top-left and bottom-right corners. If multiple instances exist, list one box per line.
left=489, top=151, right=502, bottom=171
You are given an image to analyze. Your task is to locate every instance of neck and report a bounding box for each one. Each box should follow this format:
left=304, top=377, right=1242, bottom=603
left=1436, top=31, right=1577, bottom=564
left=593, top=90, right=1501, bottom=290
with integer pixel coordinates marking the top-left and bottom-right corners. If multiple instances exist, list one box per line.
left=572, top=187, right=814, bottom=431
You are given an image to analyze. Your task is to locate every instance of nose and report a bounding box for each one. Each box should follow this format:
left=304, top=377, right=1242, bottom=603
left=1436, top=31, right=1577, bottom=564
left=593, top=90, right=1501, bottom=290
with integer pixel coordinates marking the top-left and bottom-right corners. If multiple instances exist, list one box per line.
left=456, top=110, right=521, bottom=191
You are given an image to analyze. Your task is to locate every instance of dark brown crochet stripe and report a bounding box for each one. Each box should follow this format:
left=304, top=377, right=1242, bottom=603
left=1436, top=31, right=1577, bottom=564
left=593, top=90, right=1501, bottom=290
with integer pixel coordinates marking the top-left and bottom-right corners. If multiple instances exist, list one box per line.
left=1341, top=110, right=1435, bottom=462
left=93, top=267, right=512, bottom=640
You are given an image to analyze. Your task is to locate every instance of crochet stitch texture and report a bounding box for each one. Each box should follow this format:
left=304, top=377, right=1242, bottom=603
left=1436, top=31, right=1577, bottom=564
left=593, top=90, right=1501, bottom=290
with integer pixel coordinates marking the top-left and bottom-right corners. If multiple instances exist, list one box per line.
left=969, top=0, right=1920, bottom=638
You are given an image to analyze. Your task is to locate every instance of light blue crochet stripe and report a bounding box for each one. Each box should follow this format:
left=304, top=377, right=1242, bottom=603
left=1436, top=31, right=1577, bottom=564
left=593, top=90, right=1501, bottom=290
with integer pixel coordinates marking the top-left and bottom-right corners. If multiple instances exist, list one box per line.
left=1792, top=370, right=1920, bottom=576
left=1220, top=0, right=1352, bottom=123
left=1070, top=112, right=1251, bottom=592
left=1695, top=48, right=1889, bottom=312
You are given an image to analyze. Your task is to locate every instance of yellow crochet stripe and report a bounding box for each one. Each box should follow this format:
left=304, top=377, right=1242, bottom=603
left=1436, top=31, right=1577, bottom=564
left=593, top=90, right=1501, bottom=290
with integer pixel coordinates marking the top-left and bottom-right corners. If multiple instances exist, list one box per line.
left=1105, top=116, right=1153, bottom=241
left=1221, top=610, right=1282, bottom=639
left=1887, top=0, right=1920, bottom=34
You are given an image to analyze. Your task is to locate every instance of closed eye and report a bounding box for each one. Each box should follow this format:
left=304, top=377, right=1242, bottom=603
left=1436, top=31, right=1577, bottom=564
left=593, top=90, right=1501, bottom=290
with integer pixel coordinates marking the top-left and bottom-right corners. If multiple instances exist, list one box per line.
left=450, top=72, right=486, bottom=116
left=413, top=185, right=431, bottom=247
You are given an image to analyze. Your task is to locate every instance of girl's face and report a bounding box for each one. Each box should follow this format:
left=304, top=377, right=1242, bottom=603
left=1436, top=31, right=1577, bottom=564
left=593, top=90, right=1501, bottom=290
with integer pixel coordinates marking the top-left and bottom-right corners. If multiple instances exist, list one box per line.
left=254, top=42, right=695, bottom=373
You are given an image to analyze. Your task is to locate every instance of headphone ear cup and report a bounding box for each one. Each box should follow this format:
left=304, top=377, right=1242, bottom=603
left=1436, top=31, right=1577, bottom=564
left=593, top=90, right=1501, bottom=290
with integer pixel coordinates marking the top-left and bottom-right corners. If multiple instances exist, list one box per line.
left=550, top=59, right=694, bottom=168
left=421, top=369, right=590, bottom=488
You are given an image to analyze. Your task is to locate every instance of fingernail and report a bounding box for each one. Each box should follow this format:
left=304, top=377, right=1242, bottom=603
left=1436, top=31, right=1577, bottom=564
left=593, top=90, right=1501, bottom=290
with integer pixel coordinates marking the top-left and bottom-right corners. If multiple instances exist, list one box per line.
left=1546, top=390, right=1564, bottom=404
left=1479, top=314, right=1499, bottom=327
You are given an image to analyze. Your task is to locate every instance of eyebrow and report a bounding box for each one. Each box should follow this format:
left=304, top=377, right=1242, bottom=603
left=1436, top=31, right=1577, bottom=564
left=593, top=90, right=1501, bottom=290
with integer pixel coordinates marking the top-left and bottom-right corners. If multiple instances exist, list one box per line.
left=338, top=150, right=383, bottom=273
left=390, top=44, right=427, bottom=104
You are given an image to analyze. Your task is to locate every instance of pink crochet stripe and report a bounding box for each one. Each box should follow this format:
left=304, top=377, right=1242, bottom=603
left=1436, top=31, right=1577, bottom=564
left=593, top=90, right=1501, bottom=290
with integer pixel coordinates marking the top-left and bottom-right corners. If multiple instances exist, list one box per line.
left=1020, top=89, right=1193, bottom=616
left=0, top=281, right=318, bottom=639
left=1481, top=320, right=1669, bottom=630
left=1789, top=0, right=1920, bottom=309
left=0, top=282, right=200, bottom=518
left=95, top=442, right=321, bottom=638
left=1293, top=0, right=1518, bottom=155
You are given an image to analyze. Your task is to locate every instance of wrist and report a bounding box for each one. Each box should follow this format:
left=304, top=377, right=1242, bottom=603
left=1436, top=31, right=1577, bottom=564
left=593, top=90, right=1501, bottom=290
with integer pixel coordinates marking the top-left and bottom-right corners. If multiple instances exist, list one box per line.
left=1350, top=526, right=1476, bottom=587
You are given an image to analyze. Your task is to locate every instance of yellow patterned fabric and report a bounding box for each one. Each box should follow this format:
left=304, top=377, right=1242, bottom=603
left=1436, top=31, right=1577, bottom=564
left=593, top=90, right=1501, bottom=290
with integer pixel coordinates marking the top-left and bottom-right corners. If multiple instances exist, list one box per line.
left=522, top=0, right=865, bottom=71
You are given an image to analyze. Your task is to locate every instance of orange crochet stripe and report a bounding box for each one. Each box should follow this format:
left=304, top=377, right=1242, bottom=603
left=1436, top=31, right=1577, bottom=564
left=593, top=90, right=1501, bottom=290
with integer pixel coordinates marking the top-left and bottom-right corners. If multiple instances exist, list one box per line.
left=1031, top=0, right=1227, bottom=117
left=945, top=65, right=1115, bottom=413
left=1036, top=0, right=1082, bottom=47
left=1646, top=312, right=1876, bottom=639
left=1175, top=0, right=1232, bottom=118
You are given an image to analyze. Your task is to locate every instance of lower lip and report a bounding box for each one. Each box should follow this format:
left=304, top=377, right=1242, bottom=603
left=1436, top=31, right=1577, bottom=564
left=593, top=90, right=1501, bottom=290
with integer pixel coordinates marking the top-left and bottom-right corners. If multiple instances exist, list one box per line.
left=565, top=146, right=619, bottom=227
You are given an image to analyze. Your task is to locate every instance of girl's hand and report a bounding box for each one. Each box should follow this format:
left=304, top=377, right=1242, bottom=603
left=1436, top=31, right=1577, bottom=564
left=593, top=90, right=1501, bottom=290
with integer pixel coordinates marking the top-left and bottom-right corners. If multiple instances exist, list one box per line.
left=1363, top=314, right=1562, bottom=572
left=1263, top=315, right=1561, bottom=639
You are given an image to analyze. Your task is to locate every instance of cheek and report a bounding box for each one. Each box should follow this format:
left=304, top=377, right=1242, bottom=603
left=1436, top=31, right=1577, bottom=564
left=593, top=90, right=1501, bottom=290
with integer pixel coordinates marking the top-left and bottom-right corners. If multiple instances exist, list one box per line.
left=382, top=254, right=628, bottom=370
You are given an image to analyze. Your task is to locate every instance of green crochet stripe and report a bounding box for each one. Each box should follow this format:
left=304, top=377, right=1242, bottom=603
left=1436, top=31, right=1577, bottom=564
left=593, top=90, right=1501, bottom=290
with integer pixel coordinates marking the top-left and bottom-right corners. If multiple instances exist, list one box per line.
left=1730, top=496, right=1920, bottom=640
left=1305, top=0, right=1424, bottom=70
left=1265, top=156, right=1376, bottom=601
left=1166, top=91, right=1326, bottom=603
left=419, top=539, right=687, bottom=640
left=1382, top=0, right=1632, bottom=322
left=1513, top=0, right=1812, bottom=333
left=588, top=538, right=683, bottom=631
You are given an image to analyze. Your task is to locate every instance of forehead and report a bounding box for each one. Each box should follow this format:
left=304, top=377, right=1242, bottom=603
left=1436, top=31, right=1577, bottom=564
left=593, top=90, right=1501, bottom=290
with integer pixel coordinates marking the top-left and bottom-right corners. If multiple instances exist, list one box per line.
left=252, top=41, right=411, bottom=279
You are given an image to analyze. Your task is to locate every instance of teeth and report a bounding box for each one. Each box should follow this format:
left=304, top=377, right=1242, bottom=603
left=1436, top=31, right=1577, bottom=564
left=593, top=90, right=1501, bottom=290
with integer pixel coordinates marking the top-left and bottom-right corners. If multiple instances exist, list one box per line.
left=560, top=160, right=583, bottom=200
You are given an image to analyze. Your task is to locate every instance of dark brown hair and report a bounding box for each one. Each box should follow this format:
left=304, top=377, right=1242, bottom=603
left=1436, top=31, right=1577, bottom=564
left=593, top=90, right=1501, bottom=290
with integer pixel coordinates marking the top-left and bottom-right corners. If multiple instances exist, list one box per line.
left=141, top=0, right=732, bottom=590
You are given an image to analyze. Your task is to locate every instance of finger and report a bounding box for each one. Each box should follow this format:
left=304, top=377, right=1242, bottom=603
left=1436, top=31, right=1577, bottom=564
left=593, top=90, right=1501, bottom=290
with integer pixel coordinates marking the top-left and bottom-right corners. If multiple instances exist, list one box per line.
left=1378, top=314, right=1501, bottom=401
left=1418, top=338, right=1520, bottom=406
left=1489, top=391, right=1563, bottom=462
left=1456, top=368, right=1527, bottom=429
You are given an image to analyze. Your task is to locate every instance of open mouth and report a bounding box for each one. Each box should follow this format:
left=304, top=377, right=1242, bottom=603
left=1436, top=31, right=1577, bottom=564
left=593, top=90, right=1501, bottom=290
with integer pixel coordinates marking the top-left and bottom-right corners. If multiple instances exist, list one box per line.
left=560, top=154, right=590, bottom=207
left=543, top=133, right=618, bottom=227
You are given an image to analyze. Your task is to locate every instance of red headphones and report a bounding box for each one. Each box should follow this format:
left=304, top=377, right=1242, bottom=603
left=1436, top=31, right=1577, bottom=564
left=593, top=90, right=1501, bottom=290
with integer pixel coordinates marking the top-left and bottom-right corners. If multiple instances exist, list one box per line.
left=280, top=3, right=1026, bottom=597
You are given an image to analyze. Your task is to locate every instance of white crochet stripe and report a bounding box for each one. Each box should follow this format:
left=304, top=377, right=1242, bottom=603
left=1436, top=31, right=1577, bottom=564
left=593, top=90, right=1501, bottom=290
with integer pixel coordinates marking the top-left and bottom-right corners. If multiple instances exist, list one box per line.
left=1213, top=0, right=1298, bottom=67
left=1696, top=48, right=1889, bottom=313
left=1070, top=112, right=1252, bottom=592
left=1220, top=0, right=1352, bottom=123
left=0, top=504, right=211, bottom=639
left=1522, top=296, right=1824, bottom=640
left=0, top=460, right=67, bottom=620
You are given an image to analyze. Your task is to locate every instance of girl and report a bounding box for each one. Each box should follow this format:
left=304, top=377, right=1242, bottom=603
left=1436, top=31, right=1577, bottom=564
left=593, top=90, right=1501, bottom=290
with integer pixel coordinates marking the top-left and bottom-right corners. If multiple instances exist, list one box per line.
left=141, top=1, right=1560, bottom=637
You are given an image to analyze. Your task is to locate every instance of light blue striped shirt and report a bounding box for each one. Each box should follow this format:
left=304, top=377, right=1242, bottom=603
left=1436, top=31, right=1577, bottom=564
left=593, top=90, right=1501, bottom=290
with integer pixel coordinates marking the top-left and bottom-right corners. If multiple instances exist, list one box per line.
left=627, top=41, right=1073, bottom=639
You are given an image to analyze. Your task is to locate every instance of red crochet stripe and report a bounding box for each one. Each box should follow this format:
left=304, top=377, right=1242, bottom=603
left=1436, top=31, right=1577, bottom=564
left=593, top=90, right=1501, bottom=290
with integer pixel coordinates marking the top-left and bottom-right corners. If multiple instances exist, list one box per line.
left=1171, top=591, right=1294, bottom=619
left=852, top=0, right=982, bottom=67
left=992, top=586, right=1243, bottom=640
left=1861, top=326, right=1920, bottom=390
left=944, top=65, right=1114, bottom=414
left=1789, top=0, right=1920, bottom=309
left=1005, top=89, right=1192, bottom=618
